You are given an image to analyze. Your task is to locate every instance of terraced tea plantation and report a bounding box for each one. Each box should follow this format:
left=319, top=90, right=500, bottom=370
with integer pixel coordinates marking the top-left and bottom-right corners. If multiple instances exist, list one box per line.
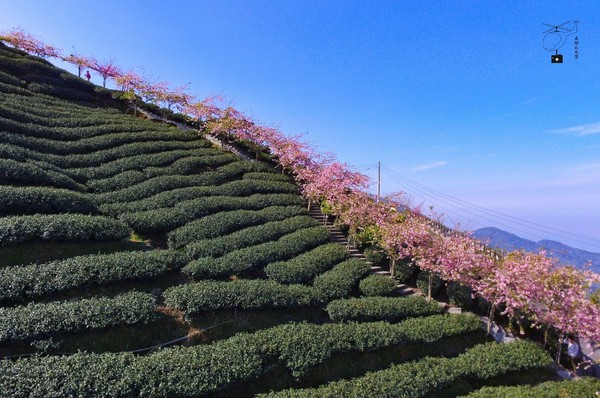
left=1, top=42, right=594, bottom=397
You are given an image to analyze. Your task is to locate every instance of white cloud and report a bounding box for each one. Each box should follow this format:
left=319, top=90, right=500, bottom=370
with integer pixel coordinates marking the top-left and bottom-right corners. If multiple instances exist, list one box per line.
left=548, top=122, right=600, bottom=136
left=411, top=161, right=447, bottom=172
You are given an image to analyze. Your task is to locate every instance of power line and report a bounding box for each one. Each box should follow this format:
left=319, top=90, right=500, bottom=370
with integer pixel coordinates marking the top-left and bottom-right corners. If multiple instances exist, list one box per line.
left=378, top=165, right=600, bottom=251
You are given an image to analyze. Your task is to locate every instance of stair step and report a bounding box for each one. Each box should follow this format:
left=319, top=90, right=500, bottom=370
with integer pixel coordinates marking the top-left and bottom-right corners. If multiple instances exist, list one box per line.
left=370, top=266, right=383, bottom=271
left=373, top=270, right=391, bottom=276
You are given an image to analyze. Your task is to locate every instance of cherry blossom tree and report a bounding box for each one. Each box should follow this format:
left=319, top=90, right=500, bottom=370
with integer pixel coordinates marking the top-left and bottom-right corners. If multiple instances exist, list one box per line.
left=89, top=57, right=121, bottom=87
left=302, top=161, right=369, bottom=212
left=533, top=265, right=600, bottom=360
left=184, top=95, right=222, bottom=130
left=113, top=70, right=148, bottom=115
left=62, top=53, right=92, bottom=78
left=0, top=27, right=60, bottom=58
left=378, top=208, right=431, bottom=281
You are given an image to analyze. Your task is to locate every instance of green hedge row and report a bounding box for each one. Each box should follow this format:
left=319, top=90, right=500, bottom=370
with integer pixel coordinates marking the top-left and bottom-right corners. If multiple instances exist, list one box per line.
left=0, top=214, right=129, bottom=246
left=0, top=82, right=109, bottom=114
left=242, top=171, right=290, bottom=182
left=0, top=250, right=187, bottom=303
left=183, top=226, right=330, bottom=278
left=162, top=194, right=305, bottom=243
left=91, top=160, right=270, bottom=203
left=312, top=258, right=371, bottom=301
left=0, top=94, right=120, bottom=128
left=0, top=291, right=156, bottom=342
left=0, top=143, right=85, bottom=183
left=0, top=81, right=29, bottom=94
left=99, top=178, right=299, bottom=215
left=0, top=129, right=198, bottom=157
left=265, top=243, right=349, bottom=284
left=87, top=170, right=149, bottom=193
left=142, top=153, right=235, bottom=176
left=0, top=69, right=25, bottom=87
left=255, top=313, right=483, bottom=378
left=0, top=313, right=484, bottom=397
left=0, top=332, right=263, bottom=397
left=461, top=378, right=600, bottom=398
left=325, top=296, right=444, bottom=322
left=88, top=153, right=236, bottom=193
left=67, top=149, right=212, bottom=181
left=0, top=186, right=98, bottom=215
left=28, top=81, right=96, bottom=103
left=259, top=340, right=552, bottom=397
left=167, top=258, right=368, bottom=312
left=358, top=274, right=397, bottom=297
left=0, top=107, right=174, bottom=141
left=394, top=257, right=418, bottom=282
left=0, top=158, right=83, bottom=191
left=168, top=205, right=307, bottom=245
left=0, top=48, right=66, bottom=80
left=33, top=140, right=211, bottom=169
left=163, top=279, right=319, bottom=312
left=185, top=215, right=317, bottom=258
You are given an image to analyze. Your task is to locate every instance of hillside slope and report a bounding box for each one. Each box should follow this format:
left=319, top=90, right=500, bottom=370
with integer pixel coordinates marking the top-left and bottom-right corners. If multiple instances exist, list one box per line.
left=0, top=41, right=571, bottom=397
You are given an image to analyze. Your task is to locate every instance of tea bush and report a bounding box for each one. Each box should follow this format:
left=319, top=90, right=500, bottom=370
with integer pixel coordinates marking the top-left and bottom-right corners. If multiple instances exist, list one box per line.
left=0, top=291, right=156, bottom=342
left=183, top=226, right=330, bottom=278
left=127, top=193, right=303, bottom=236
left=265, top=243, right=349, bottom=284
left=363, top=246, right=388, bottom=267
left=0, top=186, right=97, bottom=215
left=0, top=158, right=83, bottom=191
left=169, top=205, right=306, bottom=245
left=243, top=171, right=291, bottom=182
left=91, top=160, right=268, bottom=203
left=185, top=215, right=317, bottom=258
left=0, top=250, right=187, bottom=302
left=0, top=313, right=484, bottom=397
left=0, top=214, right=129, bottom=246
left=100, top=178, right=298, bottom=215
left=258, top=313, right=483, bottom=377
left=326, top=296, right=443, bottom=322
left=312, top=258, right=371, bottom=301
left=462, top=378, right=600, bottom=398
left=163, top=279, right=318, bottom=312
left=259, top=340, right=551, bottom=397
left=447, top=281, right=474, bottom=310
left=0, top=127, right=192, bottom=156
left=359, top=274, right=396, bottom=297
left=394, top=257, right=418, bottom=282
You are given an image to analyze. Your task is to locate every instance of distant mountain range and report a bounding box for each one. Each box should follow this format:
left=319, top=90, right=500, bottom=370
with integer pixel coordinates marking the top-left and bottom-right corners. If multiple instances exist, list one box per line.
left=473, top=227, right=600, bottom=274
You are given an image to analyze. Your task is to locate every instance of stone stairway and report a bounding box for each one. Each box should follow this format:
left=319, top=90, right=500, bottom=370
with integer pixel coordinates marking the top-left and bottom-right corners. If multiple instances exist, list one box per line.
left=306, top=202, right=449, bottom=302
left=307, top=202, right=391, bottom=278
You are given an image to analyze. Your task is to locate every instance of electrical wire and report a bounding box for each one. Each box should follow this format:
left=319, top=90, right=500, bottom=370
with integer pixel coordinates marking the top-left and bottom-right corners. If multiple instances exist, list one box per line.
left=377, top=165, right=600, bottom=252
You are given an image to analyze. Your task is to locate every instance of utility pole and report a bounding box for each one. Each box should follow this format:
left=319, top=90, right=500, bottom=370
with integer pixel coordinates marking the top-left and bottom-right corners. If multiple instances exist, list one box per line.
left=377, top=161, right=381, bottom=203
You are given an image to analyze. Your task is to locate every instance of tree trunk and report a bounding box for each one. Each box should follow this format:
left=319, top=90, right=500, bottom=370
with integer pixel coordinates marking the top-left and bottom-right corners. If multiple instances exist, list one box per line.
left=487, top=304, right=495, bottom=336
left=390, top=258, right=396, bottom=279
left=555, top=332, right=565, bottom=366
left=427, top=272, right=433, bottom=302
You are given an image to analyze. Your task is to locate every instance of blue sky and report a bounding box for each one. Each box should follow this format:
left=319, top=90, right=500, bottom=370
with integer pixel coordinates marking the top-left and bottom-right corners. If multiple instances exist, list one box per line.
left=1, top=1, right=600, bottom=252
